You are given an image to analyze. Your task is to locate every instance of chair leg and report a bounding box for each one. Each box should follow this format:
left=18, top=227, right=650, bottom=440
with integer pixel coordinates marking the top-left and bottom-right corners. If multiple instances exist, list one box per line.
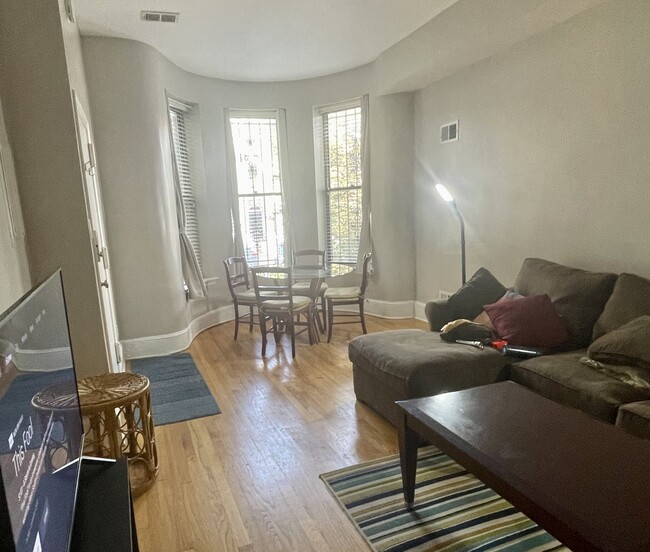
left=290, top=318, right=296, bottom=358
left=320, top=295, right=327, bottom=333
left=233, top=302, right=240, bottom=340
left=313, top=303, right=324, bottom=334
left=360, top=298, right=367, bottom=334
left=327, top=299, right=334, bottom=343
left=260, top=314, right=268, bottom=356
left=249, top=306, right=254, bottom=332
left=307, top=308, right=315, bottom=345
left=273, top=316, right=280, bottom=343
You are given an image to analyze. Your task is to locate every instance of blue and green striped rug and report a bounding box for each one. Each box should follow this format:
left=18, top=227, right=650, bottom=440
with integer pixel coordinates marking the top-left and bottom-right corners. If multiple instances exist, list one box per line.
left=320, top=446, right=568, bottom=552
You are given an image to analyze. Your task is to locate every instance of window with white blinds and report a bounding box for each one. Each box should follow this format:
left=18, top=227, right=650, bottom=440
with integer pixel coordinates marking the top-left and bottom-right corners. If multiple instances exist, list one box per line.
left=169, top=103, right=202, bottom=268
left=229, top=113, right=286, bottom=266
left=318, top=101, right=362, bottom=265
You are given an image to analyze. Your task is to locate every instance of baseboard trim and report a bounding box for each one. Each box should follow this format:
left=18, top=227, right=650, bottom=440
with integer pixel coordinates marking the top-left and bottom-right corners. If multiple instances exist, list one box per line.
left=413, top=301, right=428, bottom=322
left=122, top=305, right=234, bottom=360
left=122, top=299, right=422, bottom=360
left=364, top=299, right=414, bottom=319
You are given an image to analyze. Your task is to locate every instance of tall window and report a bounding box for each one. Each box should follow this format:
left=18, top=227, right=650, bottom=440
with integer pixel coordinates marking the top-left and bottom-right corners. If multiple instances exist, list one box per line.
left=168, top=101, right=202, bottom=268
left=229, top=113, right=285, bottom=265
left=318, top=101, right=362, bottom=264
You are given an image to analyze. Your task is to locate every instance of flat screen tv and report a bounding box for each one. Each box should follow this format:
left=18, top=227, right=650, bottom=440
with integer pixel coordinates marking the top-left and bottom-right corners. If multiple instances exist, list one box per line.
left=0, top=271, right=84, bottom=552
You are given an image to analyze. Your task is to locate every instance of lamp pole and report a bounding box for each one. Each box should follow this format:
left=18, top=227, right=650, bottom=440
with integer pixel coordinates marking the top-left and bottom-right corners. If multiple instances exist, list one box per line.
left=435, top=183, right=467, bottom=286
left=450, top=201, right=466, bottom=285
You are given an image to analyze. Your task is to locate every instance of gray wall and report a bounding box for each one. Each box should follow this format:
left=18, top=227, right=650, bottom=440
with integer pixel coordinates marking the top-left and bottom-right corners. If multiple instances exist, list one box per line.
left=0, top=94, right=30, bottom=312
left=82, top=37, right=416, bottom=341
left=415, top=0, right=650, bottom=302
left=0, top=0, right=110, bottom=377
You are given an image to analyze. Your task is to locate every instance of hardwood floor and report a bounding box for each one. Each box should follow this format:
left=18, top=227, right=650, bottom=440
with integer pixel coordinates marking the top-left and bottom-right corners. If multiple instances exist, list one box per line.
left=133, top=316, right=427, bottom=552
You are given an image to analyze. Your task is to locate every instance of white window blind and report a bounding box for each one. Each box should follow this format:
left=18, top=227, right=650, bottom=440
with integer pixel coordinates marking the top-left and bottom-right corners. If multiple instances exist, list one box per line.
left=229, top=113, right=286, bottom=266
left=169, top=103, right=202, bottom=268
left=320, top=102, right=362, bottom=265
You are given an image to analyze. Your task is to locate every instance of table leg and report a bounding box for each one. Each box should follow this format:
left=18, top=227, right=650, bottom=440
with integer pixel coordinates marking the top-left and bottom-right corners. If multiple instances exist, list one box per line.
left=398, top=412, right=419, bottom=507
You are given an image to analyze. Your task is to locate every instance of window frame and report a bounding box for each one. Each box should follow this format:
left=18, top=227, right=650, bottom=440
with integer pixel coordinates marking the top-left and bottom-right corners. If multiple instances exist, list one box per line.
left=167, top=98, right=203, bottom=269
left=228, top=109, right=288, bottom=266
left=314, top=98, right=363, bottom=266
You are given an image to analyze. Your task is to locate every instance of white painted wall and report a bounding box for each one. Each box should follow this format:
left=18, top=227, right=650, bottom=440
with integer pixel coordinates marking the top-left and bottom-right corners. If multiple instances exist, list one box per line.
left=0, top=0, right=111, bottom=378
left=415, top=0, right=650, bottom=301
left=82, top=38, right=416, bottom=344
left=0, top=95, right=30, bottom=313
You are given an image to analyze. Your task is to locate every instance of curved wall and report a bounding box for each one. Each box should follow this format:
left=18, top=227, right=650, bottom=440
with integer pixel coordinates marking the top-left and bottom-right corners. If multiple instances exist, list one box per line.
left=82, top=37, right=416, bottom=353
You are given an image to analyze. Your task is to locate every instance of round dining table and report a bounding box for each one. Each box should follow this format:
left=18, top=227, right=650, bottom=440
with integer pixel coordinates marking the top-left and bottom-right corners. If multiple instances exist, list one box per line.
left=252, top=263, right=355, bottom=343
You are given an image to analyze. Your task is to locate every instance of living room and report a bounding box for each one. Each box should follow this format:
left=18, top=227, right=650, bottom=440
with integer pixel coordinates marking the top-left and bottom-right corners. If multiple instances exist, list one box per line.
left=0, top=0, right=649, bottom=550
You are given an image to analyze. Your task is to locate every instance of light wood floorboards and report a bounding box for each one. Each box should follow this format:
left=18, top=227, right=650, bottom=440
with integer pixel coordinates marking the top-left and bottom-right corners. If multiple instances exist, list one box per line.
left=133, top=316, right=427, bottom=552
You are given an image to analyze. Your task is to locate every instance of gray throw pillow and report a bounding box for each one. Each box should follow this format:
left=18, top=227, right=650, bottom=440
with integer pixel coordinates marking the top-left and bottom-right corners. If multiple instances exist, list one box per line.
left=447, top=267, right=506, bottom=320
left=592, top=273, right=650, bottom=340
left=588, top=316, right=650, bottom=372
left=513, top=258, right=617, bottom=347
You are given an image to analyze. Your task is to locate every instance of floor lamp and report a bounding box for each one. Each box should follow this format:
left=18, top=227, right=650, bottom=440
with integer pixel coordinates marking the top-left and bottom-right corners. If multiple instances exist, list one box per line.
left=435, top=184, right=466, bottom=285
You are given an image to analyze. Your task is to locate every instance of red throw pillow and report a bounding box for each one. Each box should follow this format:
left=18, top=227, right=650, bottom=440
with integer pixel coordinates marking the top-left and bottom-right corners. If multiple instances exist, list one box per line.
left=484, top=294, right=570, bottom=347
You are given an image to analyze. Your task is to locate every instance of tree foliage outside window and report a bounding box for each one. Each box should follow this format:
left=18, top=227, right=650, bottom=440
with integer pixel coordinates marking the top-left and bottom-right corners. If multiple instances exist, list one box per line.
left=322, top=105, right=362, bottom=264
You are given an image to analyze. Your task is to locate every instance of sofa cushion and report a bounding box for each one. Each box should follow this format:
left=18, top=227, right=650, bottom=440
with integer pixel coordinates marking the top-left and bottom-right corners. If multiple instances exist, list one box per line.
left=349, top=329, right=510, bottom=398
left=510, top=352, right=650, bottom=422
left=447, top=268, right=507, bottom=320
left=588, top=316, right=650, bottom=372
left=616, top=401, right=650, bottom=440
left=484, top=294, right=570, bottom=348
left=592, top=273, right=650, bottom=340
left=513, top=258, right=617, bottom=347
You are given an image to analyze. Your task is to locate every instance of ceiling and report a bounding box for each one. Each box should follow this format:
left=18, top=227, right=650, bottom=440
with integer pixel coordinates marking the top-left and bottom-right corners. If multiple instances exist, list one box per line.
left=74, top=0, right=459, bottom=82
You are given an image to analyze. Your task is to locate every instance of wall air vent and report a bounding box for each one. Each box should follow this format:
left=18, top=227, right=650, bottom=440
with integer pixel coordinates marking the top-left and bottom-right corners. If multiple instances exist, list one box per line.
left=141, top=11, right=180, bottom=23
left=440, top=121, right=459, bottom=144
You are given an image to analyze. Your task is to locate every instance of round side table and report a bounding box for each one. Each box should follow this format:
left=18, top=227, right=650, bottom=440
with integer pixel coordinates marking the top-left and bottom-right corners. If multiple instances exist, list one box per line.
left=32, top=372, right=159, bottom=496
left=78, top=373, right=159, bottom=496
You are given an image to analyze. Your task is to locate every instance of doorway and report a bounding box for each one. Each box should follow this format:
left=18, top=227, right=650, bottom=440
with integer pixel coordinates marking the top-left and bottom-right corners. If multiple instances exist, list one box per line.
left=72, top=91, right=124, bottom=372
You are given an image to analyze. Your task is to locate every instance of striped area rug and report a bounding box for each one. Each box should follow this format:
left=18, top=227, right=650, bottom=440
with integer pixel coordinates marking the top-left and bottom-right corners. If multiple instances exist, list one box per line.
left=320, top=446, right=568, bottom=552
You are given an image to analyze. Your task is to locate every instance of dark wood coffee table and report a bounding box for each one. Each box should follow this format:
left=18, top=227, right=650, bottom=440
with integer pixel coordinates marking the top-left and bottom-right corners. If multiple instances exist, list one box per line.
left=396, top=381, right=650, bottom=552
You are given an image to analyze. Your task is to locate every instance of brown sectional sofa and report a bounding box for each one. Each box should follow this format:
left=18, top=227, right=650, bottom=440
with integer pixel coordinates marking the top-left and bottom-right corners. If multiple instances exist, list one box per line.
left=349, top=258, right=650, bottom=439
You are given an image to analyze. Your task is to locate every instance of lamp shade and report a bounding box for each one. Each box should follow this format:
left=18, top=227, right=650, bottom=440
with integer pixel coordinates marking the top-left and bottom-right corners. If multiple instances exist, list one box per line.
left=435, top=183, right=454, bottom=202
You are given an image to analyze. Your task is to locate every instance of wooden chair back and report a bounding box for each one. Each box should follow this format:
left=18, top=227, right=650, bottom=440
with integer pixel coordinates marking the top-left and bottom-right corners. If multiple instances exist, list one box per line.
left=250, top=267, right=295, bottom=309
left=223, top=257, right=250, bottom=298
left=292, top=249, right=326, bottom=270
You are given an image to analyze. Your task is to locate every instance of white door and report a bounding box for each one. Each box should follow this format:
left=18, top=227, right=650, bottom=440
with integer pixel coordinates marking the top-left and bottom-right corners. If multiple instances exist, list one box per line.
left=72, top=91, right=124, bottom=373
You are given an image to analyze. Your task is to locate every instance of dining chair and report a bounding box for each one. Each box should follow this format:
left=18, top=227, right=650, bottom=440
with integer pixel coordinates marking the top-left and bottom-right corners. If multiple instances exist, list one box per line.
left=223, top=257, right=257, bottom=340
left=250, top=267, right=314, bottom=359
left=292, top=249, right=328, bottom=332
left=324, top=253, right=372, bottom=343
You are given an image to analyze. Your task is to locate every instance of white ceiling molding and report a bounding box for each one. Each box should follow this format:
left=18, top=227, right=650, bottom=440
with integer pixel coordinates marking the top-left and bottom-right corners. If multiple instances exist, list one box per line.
left=75, top=0, right=608, bottom=84
left=75, top=0, right=459, bottom=82
left=375, top=0, right=610, bottom=94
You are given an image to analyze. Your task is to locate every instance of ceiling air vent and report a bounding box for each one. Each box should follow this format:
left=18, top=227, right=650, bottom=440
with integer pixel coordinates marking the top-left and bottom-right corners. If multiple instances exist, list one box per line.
left=141, top=11, right=179, bottom=23
left=440, top=121, right=459, bottom=144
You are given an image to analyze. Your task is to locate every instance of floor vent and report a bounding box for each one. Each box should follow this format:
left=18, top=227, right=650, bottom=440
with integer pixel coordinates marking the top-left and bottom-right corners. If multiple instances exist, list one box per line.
left=141, top=11, right=179, bottom=23
left=440, top=121, right=459, bottom=144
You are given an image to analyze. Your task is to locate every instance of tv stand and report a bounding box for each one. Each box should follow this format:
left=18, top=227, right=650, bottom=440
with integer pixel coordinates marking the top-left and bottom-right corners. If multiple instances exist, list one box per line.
left=70, top=457, right=139, bottom=552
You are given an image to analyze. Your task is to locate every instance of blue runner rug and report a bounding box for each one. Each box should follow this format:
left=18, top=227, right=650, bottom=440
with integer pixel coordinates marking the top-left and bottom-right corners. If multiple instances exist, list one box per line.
left=131, top=353, right=221, bottom=426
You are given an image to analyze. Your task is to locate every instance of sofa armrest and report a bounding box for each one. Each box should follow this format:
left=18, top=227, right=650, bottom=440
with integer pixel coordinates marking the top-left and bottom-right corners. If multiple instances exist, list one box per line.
left=424, top=299, right=456, bottom=331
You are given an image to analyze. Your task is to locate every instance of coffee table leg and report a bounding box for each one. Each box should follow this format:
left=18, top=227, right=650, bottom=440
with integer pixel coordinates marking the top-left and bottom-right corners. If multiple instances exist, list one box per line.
left=398, top=412, right=418, bottom=507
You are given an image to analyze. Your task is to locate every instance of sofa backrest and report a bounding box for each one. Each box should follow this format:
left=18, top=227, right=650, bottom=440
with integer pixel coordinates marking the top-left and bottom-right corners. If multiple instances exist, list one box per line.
left=513, top=258, right=617, bottom=347
left=592, top=273, right=650, bottom=340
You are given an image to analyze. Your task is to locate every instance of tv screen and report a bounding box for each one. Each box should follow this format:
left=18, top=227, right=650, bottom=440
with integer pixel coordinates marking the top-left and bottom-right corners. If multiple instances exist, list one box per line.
left=0, top=271, right=84, bottom=552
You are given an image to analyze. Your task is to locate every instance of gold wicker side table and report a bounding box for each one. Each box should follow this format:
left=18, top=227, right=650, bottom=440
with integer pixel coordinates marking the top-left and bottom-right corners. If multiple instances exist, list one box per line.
left=32, top=372, right=159, bottom=496
left=78, top=373, right=159, bottom=496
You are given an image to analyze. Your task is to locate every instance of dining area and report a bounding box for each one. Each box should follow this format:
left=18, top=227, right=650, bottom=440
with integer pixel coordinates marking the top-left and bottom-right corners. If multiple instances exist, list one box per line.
left=223, top=250, right=372, bottom=358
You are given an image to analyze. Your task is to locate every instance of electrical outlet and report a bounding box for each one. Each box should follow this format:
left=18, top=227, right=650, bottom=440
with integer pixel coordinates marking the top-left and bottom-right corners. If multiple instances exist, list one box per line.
left=439, top=290, right=454, bottom=300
